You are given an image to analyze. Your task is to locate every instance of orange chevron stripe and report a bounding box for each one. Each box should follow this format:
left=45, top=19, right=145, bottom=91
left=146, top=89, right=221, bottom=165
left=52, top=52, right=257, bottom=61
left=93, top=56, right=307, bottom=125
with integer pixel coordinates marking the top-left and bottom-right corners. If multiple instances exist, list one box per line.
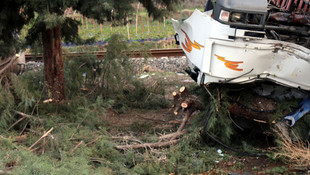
left=181, top=29, right=204, bottom=53
left=215, top=54, right=243, bottom=71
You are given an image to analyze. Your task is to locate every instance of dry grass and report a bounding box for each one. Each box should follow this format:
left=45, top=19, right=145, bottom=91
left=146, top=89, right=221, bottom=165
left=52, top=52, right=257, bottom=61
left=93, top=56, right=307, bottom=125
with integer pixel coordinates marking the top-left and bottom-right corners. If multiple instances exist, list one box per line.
left=274, top=130, right=310, bottom=170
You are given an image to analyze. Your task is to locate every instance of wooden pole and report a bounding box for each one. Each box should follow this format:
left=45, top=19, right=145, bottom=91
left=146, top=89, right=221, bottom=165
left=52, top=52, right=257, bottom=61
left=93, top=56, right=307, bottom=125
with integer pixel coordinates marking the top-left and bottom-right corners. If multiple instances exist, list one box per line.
left=86, top=17, right=88, bottom=29
left=140, top=15, right=144, bottom=34
left=81, top=15, right=84, bottom=32
left=164, top=17, right=166, bottom=28
left=136, top=2, right=140, bottom=35
left=157, top=20, right=160, bottom=31
left=126, top=16, right=130, bottom=40
left=92, top=19, right=96, bottom=33
left=147, top=14, right=150, bottom=33
left=141, top=6, right=144, bottom=34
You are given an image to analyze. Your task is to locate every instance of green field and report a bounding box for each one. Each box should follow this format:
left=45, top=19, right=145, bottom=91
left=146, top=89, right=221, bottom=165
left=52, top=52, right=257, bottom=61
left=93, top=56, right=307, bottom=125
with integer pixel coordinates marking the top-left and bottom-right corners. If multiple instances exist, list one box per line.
left=21, top=14, right=176, bottom=44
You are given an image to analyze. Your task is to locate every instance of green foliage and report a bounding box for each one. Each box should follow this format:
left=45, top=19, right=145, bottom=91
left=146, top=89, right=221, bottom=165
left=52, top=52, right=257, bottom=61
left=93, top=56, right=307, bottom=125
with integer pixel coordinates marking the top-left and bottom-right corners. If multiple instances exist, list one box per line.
left=198, top=87, right=234, bottom=144
left=63, top=53, right=99, bottom=98
left=138, top=0, right=182, bottom=20
left=100, top=34, right=131, bottom=96
left=0, top=85, right=15, bottom=129
left=266, top=166, right=289, bottom=174
left=271, top=99, right=299, bottom=122
left=10, top=75, right=36, bottom=111
left=63, top=34, right=167, bottom=110
left=0, top=74, right=39, bottom=131
left=292, top=113, right=310, bottom=140
left=0, top=137, right=99, bottom=175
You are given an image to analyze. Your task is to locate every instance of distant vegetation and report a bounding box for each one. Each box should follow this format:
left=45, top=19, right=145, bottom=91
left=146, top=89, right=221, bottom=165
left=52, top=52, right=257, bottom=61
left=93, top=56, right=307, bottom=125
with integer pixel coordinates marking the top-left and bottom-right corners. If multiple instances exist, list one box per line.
left=21, top=3, right=206, bottom=48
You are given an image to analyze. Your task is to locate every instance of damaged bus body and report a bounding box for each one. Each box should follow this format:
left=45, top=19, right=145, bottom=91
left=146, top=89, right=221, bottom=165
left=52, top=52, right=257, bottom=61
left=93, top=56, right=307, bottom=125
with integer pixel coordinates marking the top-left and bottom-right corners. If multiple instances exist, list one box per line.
left=172, top=0, right=310, bottom=130
left=172, top=0, right=310, bottom=91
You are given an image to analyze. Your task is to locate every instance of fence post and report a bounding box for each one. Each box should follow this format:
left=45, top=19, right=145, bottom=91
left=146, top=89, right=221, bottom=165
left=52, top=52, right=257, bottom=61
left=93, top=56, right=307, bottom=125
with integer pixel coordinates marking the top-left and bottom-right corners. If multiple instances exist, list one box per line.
left=136, top=2, right=140, bottom=35
left=126, top=16, right=130, bottom=40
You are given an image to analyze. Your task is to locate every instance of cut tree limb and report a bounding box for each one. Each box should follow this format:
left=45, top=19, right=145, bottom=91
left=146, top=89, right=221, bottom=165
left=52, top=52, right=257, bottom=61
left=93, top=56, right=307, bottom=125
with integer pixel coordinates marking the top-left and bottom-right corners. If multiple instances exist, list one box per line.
left=173, top=106, right=182, bottom=116
left=115, top=86, right=203, bottom=150
left=115, top=139, right=180, bottom=149
left=170, top=110, right=194, bottom=141
left=181, top=96, right=203, bottom=110
left=179, top=86, right=189, bottom=98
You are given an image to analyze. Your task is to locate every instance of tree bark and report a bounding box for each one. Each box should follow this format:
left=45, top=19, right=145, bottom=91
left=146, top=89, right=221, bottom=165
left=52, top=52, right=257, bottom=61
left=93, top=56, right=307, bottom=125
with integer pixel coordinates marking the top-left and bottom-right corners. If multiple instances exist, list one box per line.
left=42, top=25, right=65, bottom=102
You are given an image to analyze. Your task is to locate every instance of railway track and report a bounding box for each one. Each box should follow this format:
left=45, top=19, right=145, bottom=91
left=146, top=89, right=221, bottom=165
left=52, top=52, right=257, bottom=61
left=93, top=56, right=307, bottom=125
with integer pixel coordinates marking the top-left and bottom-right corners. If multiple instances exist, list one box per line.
left=25, top=48, right=185, bottom=62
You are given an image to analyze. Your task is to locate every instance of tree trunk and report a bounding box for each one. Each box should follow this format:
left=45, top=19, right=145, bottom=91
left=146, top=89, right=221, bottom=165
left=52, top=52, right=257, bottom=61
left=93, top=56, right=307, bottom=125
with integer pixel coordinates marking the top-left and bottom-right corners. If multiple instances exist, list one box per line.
left=42, top=25, right=65, bottom=102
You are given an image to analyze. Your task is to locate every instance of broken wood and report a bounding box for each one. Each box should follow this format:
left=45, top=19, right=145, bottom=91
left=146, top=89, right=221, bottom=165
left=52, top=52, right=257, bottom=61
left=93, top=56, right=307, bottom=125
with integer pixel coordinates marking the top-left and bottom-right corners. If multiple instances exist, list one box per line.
left=181, top=96, right=203, bottom=110
left=179, top=86, right=189, bottom=98
left=115, top=139, right=180, bottom=150
left=112, top=136, right=143, bottom=144
left=90, top=157, right=104, bottom=164
left=172, top=91, right=180, bottom=104
left=159, top=130, right=187, bottom=140
left=85, top=136, right=102, bottom=146
left=173, top=106, right=182, bottom=116
left=228, top=96, right=276, bottom=123
left=14, top=111, right=37, bottom=120
left=29, top=127, right=54, bottom=150
left=7, top=116, right=27, bottom=131
left=70, top=141, right=84, bottom=153
left=0, top=55, right=18, bottom=76
left=114, top=86, right=204, bottom=150
left=170, top=110, right=195, bottom=141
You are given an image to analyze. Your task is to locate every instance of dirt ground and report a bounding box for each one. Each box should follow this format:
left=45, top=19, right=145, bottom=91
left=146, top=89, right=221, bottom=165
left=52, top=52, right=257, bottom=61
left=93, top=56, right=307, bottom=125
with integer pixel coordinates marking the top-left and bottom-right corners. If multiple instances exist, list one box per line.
left=103, top=71, right=306, bottom=175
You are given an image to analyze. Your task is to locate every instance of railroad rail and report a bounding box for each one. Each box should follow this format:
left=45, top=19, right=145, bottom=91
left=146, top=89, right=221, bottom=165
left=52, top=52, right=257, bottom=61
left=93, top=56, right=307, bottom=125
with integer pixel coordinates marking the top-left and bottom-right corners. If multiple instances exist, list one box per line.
left=25, top=48, right=185, bottom=62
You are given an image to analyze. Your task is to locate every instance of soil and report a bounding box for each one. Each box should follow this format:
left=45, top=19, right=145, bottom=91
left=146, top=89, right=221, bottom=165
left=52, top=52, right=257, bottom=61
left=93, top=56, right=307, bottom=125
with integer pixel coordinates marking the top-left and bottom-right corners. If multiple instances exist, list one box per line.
left=103, top=71, right=306, bottom=175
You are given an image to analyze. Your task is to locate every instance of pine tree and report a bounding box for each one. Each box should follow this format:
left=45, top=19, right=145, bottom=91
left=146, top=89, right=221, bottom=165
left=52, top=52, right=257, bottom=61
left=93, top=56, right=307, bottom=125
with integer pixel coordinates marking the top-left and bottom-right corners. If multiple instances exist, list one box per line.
left=0, top=0, right=181, bottom=102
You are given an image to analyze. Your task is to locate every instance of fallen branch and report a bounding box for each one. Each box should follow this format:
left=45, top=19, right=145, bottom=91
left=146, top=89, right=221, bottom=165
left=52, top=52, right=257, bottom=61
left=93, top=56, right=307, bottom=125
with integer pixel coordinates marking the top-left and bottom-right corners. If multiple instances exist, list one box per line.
left=90, top=157, right=104, bottom=164
left=29, top=146, right=41, bottom=153
left=85, top=136, right=102, bottom=146
left=170, top=110, right=194, bottom=141
left=0, top=55, right=18, bottom=76
left=115, top=86, right=202, bottom=150
left=159, top=130, right=187, bottom=140
left=29, top=127, right=54, bottom=150
left=112, top=136, right=144, bottom=144
left=115, top=139, right=180, bottom=150
left=14, top=110, right=43, bottom=121
left=7, top=116, right=27, bottom=131
left=70, top=141, right=84, bottom=153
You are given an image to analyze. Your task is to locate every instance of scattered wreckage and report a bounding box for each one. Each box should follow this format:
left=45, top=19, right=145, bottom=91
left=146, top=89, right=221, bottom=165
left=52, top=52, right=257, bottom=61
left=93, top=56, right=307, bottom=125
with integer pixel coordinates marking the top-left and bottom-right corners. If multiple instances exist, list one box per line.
left=172, top=0, right=310, bottom=140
